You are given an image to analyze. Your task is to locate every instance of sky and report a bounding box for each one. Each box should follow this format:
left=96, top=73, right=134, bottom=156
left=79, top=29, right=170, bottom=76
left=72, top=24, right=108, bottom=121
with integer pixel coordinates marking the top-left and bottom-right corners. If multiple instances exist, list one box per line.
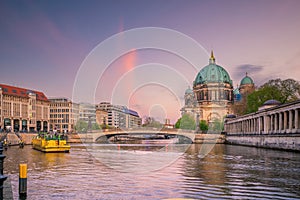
left=1, top=0, right=300, bottom=123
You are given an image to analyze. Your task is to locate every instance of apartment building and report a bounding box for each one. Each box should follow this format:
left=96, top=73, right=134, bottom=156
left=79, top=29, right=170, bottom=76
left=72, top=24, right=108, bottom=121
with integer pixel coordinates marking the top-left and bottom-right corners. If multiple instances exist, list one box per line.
left=49, top=98, right=79, bottom=133
left=96, top=102, right=141, bottom=128
left=78, top=102, right=96, bottom=124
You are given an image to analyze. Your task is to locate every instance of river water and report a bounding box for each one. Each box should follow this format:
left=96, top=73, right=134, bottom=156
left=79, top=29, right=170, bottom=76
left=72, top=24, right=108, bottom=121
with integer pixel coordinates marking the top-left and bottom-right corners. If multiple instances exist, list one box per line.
left=3, top=143, right=300, bottom=200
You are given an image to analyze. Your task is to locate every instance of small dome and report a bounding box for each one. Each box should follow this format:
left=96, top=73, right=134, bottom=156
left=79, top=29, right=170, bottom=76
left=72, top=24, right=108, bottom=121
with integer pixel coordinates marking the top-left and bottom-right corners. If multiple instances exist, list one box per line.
left=233, top=88, right=240, bottom=95
left=263, top=99, right=281, bottom=106
left=226, top=114, right=236, bottom=118
left=240, top=73, right=254, bottom=85
left=185, top=86, right=193, bottom=94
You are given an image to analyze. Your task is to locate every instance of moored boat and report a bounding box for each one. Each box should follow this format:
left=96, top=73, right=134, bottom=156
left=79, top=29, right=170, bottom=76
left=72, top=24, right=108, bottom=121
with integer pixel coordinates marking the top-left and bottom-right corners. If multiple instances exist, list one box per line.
left=32, top=134, right=70, bottom=153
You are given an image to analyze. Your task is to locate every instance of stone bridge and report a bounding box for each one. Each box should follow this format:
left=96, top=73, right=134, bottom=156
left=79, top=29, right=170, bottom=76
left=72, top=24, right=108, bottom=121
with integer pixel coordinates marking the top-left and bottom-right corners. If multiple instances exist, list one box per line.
left=76, top=128, right=197, bottom=143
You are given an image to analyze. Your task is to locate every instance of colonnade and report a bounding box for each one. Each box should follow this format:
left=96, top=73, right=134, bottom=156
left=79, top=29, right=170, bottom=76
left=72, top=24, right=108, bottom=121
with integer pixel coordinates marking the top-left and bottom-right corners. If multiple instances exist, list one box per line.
left=225, top=101, right=300, bottom=135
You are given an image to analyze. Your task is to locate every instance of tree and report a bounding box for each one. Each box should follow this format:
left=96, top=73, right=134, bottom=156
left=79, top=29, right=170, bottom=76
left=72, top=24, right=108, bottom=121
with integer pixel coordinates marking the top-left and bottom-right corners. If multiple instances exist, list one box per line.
left=246, top=84, right=282, bottom=113
left=208, top=119, right=223, bottom=133
left=100, top=123, right=110, bottom=129
left=262, top=78, right=300, bottom=103
left=246, top=78, right=300, bottom=113
left=199, top=120, right=208, bottom=131
left=75, top=120, right=88, bottom=133
left=92, top=123, right=101, bottom=130
left=176, top=114, right=196, bottom=130
left=175, top=118, right=181, bottom=129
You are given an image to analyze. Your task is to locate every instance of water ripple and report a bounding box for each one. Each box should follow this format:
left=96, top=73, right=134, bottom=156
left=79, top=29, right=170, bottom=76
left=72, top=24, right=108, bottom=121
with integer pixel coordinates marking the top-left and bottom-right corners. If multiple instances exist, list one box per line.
left=3, top=144, right=300, bottom=200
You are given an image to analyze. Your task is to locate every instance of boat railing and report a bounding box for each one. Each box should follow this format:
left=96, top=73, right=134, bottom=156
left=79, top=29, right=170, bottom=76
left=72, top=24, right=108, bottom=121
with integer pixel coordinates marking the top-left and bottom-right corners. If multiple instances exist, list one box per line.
left=36, top=133, right=68, bottom=141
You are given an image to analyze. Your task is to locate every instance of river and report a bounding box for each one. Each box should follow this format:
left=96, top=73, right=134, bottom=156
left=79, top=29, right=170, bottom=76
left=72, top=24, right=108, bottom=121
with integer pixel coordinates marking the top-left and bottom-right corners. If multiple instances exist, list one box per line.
left=3, top=143, right=300, bottom=199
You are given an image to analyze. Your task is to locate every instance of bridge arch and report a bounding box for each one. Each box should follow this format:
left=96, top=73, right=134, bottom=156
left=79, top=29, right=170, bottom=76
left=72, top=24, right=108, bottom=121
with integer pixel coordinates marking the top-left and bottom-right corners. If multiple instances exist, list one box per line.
left=91, top=129, right=196, bottom=143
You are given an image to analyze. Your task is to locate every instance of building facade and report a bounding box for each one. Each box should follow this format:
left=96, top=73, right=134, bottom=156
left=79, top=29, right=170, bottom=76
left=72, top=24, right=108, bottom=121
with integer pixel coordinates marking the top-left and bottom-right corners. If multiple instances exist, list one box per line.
left=49, top=98, right=79, bottom=133
left=96, top=102, right=141, bottom=128
left=78, top=102, right=96, bottom=125
left=181, top=52, right=234, bottom=125
left=232, top=73, right=255, bottom=115
left=96, top=109, right=108, bottom=128
left=181, top=51, right=255, bottom=126
left=122, top=107, right=142, bottom=128
left=0, top=84, right=49, bottom=132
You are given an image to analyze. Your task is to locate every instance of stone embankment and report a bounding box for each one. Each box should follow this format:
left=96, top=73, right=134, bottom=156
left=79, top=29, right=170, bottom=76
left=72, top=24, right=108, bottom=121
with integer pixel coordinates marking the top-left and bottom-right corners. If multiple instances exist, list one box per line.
left=225, top=134, right=300, bottom=151
left=3, top=133, right=37, bottom=145
left=67, top=133, right=88, bottom=143
left=194, top=134, right=225, bottom=144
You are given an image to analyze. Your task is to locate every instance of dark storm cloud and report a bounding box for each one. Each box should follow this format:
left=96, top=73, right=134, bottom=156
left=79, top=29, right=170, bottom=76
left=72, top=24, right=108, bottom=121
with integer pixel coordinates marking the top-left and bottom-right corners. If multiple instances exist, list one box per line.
left=234, top=64, right=264, bottom=77
left=232, top=64, right=264, bottom=85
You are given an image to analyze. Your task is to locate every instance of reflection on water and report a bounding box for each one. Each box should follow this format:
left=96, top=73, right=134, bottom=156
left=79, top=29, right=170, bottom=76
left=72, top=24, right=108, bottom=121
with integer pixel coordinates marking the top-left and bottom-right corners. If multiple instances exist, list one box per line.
left=4, top=144, right=300, bottom=200
left=84, top=143, right=191, bottom=173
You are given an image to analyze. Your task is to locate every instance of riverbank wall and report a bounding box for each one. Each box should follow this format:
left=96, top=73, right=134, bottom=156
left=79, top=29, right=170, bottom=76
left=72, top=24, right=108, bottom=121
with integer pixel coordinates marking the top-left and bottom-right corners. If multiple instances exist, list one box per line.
left=225, top=134, right=300, bottom=151
left=3, top=133, right=37, bottom=145
left=194, top=134, right=225, bottom=144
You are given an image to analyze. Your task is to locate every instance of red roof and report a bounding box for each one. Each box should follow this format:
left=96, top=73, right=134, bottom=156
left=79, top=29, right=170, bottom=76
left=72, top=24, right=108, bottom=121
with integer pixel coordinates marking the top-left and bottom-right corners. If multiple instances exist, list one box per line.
left=0, top=84, right=48, bottom=101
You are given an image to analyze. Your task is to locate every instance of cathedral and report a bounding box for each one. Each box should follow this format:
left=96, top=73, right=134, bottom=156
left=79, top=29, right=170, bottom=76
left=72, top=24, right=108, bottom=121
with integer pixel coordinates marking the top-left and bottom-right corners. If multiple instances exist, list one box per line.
left=181, top=51, right=254, bottom=126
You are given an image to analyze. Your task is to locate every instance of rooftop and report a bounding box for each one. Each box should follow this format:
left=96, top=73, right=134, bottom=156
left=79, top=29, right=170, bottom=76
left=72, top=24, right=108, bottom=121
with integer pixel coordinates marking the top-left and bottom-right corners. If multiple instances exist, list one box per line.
left=0, top=83, right=48, bottom=101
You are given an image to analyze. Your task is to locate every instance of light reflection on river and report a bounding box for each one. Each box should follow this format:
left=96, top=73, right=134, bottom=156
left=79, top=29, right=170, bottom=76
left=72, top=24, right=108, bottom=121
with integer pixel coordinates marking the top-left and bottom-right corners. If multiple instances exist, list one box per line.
left=4, top=143, right=300, bottom=200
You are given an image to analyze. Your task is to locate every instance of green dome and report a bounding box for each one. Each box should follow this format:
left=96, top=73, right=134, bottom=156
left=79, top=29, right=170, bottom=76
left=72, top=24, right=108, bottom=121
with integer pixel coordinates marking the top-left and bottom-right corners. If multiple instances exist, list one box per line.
left=233, top=88, right=240, bottom=95
left=240, top=74, right=254, bottom=85
left=194, top=62, right=232, bottom=86
left=185, top=87, right=193, bottom=94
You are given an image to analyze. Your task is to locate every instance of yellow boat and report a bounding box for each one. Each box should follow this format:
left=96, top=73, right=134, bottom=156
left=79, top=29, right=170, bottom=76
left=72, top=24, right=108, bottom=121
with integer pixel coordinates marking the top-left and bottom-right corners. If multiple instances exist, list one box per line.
left=32, top=134, right=70, bottom=153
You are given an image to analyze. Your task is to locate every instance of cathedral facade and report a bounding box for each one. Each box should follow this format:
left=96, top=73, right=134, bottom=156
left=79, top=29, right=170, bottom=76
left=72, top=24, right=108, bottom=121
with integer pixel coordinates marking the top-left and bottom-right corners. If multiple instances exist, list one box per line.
left=181, top=51, right=254, bottom=126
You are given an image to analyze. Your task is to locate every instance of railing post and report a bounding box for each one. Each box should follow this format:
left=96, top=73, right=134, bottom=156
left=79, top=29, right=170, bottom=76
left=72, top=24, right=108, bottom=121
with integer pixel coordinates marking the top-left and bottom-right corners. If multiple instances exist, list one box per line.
left=0, top=142, right=8, bottom=199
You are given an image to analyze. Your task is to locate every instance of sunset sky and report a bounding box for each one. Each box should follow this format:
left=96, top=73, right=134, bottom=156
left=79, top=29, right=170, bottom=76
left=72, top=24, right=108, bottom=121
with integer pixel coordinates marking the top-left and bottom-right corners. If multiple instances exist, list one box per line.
left=1, top=0, right=300, bottom=123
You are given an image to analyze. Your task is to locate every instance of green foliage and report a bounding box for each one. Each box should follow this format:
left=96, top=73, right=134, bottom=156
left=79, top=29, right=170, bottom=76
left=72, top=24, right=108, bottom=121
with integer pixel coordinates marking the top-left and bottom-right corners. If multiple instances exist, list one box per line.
left=246, top=85, right=281, bottom=113
left=75, top=120, right=88, bottom=133
left=175, top=118, right=181, bottom=129
left=178, top=114, right=196, bottom=130
left=263, top=78, right=300, bottom=103
left=246, top=78, right=300, bottom=113
left=199, top=120, right=208, bottom=131
left=207, top=119, right=223, bottom=133
left=100, top=123, right=110, bottom=129
left=92, top=123, right=101, bottom=130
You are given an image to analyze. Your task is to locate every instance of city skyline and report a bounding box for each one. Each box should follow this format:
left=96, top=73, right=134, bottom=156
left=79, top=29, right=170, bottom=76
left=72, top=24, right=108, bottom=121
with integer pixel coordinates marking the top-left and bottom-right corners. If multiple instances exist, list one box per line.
left=1, top=0, right=300, bottom=123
